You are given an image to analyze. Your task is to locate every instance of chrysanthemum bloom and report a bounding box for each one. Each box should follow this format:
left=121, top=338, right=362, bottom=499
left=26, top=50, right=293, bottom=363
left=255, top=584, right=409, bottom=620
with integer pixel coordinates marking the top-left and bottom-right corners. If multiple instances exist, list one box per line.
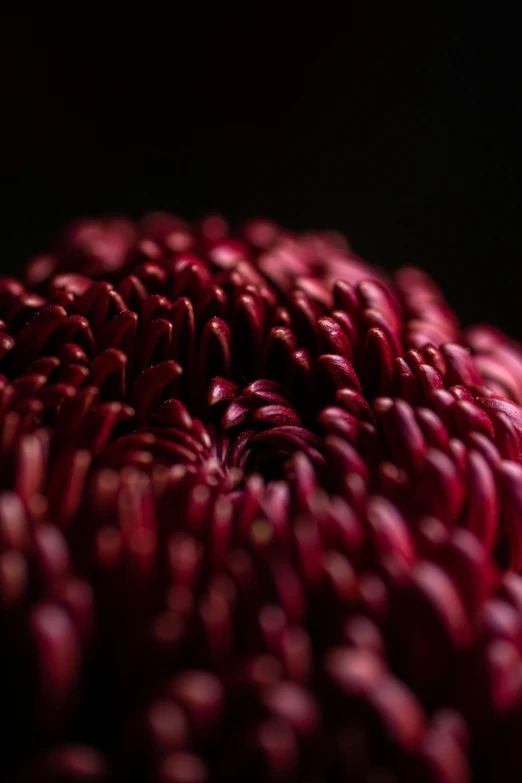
left=2, top=213, right=522, bottom=782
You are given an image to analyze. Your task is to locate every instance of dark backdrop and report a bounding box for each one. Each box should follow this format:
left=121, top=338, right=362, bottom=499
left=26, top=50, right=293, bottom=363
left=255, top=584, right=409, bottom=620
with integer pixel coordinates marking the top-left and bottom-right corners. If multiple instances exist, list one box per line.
left=1, top=8, right=519, bottom=337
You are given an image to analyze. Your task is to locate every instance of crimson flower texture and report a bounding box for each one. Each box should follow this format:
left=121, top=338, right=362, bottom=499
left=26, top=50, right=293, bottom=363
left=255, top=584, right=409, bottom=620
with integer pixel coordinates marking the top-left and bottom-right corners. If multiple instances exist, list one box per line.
left=2, top=213, right=522, bottom=783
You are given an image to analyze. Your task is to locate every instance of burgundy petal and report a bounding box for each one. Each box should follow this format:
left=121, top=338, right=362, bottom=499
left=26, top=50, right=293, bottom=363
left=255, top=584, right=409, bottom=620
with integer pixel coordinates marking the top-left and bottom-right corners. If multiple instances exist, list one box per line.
left=362, top=327, right=394, bottom=398
left=130, top=361, right=183, bottom=427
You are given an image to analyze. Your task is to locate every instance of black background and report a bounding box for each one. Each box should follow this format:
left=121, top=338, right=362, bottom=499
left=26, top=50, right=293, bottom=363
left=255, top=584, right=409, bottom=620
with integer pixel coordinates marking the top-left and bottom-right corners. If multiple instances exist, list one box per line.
left=1, top=8, right=519, bottom=337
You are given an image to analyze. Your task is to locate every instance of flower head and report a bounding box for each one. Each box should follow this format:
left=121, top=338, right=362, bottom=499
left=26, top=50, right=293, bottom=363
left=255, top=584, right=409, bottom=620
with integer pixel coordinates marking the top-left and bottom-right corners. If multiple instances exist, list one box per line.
left=2, top=213, right=522, bottom=781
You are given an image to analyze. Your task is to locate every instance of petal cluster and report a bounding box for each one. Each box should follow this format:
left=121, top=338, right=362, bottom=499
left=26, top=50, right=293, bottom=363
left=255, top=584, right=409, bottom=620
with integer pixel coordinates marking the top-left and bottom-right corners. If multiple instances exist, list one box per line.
left=1, top=213, right=522, bottom=781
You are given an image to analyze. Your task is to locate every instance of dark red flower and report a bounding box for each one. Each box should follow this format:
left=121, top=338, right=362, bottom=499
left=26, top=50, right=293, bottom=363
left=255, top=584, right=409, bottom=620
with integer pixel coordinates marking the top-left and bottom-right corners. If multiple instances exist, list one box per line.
left=2, top=212, right=522, bottom=781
